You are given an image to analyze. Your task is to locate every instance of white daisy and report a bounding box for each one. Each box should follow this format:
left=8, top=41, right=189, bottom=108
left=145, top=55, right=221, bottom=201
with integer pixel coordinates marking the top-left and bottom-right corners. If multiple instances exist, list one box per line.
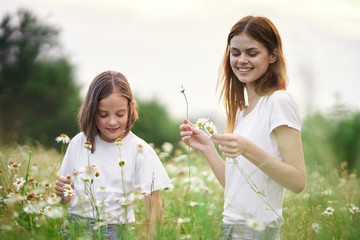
left=246, top=219, right=265, bottom=231
left=322, top=207, right=335, bottom=216
left=55, top=134, right=70, bottom=144
left=13, top=177, right=26, bottom=191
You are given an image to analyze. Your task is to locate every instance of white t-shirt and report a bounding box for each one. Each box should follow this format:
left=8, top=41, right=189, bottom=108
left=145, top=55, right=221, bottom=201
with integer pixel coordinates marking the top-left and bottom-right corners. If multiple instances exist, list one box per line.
left=58, top=131, right=171, bottom=224
left=222, top=90, right=301, bottom=228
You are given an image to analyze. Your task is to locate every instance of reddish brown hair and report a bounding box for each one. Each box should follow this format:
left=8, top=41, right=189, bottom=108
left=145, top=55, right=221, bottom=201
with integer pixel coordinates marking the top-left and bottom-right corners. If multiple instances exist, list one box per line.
left=217, top=16, right=287, bottom=133
left=78, top=71, right=138, bottom=152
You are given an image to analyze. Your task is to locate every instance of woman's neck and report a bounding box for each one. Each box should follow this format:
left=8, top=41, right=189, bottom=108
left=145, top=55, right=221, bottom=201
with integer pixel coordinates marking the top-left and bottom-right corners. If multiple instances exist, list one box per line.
left=245, top=84, right=260, bottom=107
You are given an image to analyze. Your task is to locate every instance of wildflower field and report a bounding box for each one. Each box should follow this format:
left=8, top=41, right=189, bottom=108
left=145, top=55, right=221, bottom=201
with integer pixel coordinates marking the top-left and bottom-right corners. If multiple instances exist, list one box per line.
left=0, top=136, right=359, bottom=239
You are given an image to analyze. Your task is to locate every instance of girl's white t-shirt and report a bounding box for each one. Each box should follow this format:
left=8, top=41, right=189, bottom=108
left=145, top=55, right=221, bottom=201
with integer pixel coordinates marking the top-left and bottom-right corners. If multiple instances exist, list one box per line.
left=58, top=131, right=171, bottom=224
left=222, top=90, right=301, bottom=228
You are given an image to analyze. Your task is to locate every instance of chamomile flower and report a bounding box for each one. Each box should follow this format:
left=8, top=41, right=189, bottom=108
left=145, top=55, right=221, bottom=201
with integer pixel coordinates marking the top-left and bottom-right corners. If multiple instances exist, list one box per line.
left=63, top=184, right=75, bottom=197
left=322, top=207, right=335, bottom=216
left=23, top=203, right=40, bottom=214
left=8, top=162, right=21, bottom=171
left=64, top=188, right=75, bottom=197
left=84, top=141, right=92, bottom=150
left=195, top=118, right=209, bottom=128
left=195, top=117, right=217, bottom=135
left=91, top=165, right=101, bottom=178
left=177, top=217, right=191, bottom=224
left=118, top=157, right=126, bottom=167
left=349, top=204, right=359, bottom=214
left=162, top=142, right=173, bottom=153
left=204, top=121, right=217, bottom=135
left=137, top=144, right=143, bottom=153
left=312, top=223, right=320, bottom=233
left=246, top=219, right=265, bottom=231
left=115, top=138, right=123, bottom=146
left=55, top=134, right=70, bottom=144
left=47, top=194, right=61, bottom=205
left=44, top=207, right=64, bottom=219
left=13, top=177, right=26, bottom=191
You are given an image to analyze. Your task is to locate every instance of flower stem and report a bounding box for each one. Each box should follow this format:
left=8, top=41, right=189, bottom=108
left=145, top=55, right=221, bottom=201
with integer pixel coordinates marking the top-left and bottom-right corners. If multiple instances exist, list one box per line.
left=181, top=89, right=191, bottom=191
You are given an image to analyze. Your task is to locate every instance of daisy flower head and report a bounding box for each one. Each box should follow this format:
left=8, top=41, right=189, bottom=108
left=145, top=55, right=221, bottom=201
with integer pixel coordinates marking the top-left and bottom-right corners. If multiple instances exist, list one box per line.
left=322, top=207, right=335, bottom=216
left=89, top=165, right=101, bottom=178
left=195, top=118, right=209, bottom=128
left=115, top=138, right=123, bottom=146
left=177, top=217, right=191, bottom=224
left=118, top=157, right=126, bottom=167
left=137, top=144, right=143, bottom=153
left=55, top=134, right=70, bottom=144
left=83, top=141, right=92, bottom=150
left=13, top=177, right=26, bottom=191
left=312, top=223, right=320, bottom=233
left=64, top=183, right=72, bottom=191
left=44, top=207, right=64, bottom=219
left=64, top=187, right=75, bottom=197
left=47, top=194, right=61, bottom=205
left=204, top=121, right=217, bottom=135
left=8, top=161, right=21, bottom=171
left=195, top=118, right=217, bottom=136
left=246, top=219, right=265, bottom=231
left=349, top=204, right=359, bottom=214
left=162, top=142, right=173, bottom=153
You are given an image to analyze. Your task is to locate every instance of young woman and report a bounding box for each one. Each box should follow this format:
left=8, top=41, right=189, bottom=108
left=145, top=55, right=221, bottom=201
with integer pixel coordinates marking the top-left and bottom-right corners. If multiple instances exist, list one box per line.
left=55, top=71, right=171, bottom=239
left=180, top=16, right=306, bottom=239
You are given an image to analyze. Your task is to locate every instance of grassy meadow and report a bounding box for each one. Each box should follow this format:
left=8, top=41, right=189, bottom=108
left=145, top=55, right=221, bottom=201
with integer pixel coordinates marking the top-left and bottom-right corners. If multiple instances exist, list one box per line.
left=0, top=132, right=359, bottom=239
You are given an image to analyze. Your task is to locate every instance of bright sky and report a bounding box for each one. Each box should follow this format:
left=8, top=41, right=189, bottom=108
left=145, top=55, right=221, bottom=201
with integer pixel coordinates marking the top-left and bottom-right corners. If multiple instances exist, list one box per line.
left=1, top=0, right=360, bottom=127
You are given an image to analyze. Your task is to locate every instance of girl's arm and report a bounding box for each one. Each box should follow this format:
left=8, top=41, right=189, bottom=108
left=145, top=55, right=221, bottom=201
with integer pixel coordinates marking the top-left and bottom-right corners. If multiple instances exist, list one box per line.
left=54, top=174, right=73, bottom=203
left=145, top=190, right=163, bottom=237
left=180, top=119, right=226, bottom=187
left=211, top=125, right=306, bottom=193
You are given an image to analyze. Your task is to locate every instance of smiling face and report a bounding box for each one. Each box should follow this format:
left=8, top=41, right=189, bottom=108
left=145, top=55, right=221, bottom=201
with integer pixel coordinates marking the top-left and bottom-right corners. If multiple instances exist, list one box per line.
left=95, top=91, right=131, bottom=142
left=229, top=32, right=276, bottom=87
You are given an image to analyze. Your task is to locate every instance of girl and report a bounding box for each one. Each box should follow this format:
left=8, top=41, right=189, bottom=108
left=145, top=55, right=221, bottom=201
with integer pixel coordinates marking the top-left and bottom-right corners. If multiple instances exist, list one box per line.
left=55, top=71, right=171, bottom=239
left=180, top=16, right=306, bottom=239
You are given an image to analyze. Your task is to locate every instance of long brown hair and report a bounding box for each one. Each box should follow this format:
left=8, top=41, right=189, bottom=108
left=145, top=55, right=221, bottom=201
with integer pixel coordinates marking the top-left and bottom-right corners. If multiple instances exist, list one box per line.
left=217, top=16, right=287, bottom=133
left=78, top=71, right=138, bottom=152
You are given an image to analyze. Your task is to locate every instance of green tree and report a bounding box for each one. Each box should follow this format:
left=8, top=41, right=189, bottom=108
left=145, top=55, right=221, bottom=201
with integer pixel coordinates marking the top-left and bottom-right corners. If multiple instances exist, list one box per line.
left=132, top=97, right=181, bottom=151
left=0, top=9, right=81, bottom=147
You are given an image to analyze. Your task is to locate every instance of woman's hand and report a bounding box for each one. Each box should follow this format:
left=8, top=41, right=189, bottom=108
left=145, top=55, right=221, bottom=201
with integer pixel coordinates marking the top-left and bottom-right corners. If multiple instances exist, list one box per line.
left=180, top=119, right=213, bottom=153
left=211, top=133, right=248, bottom=158
left=55, top=174, right=73, bottom=203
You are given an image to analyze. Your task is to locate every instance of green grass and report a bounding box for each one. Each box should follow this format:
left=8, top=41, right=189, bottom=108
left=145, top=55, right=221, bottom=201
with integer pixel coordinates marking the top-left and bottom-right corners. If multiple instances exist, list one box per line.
left=0, top=141, right=359, bottom=239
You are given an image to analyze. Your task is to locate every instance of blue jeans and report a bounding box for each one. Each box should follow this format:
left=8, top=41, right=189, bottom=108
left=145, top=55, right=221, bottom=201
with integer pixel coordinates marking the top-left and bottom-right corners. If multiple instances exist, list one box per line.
left=62, top=214, right=128, bottom=240
left=221, top=224, right=280, bottom=240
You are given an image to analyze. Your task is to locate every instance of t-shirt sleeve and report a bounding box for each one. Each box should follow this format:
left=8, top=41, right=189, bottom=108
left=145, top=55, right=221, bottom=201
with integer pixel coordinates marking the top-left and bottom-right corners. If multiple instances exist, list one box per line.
left=269, top=91, right=301, bottom=134
left=58, top=133, right=82, bottom=177
left=135, top=147, right=171, bottom=194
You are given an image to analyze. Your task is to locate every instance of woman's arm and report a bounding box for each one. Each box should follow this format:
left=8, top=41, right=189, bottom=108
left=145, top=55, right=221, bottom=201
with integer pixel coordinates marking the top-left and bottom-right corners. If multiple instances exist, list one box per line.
left=211, top=125, right=306, bottom=193
left=180, top=119, right=226, bottom=187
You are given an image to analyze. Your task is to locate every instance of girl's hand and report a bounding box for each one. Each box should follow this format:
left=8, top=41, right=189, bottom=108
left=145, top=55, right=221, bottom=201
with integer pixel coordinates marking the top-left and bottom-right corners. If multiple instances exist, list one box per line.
left=55, top=174, right=73, bottom=203
left=211, top=133, right=248, bottom=158
left=180, top=119, right=213, bottom=153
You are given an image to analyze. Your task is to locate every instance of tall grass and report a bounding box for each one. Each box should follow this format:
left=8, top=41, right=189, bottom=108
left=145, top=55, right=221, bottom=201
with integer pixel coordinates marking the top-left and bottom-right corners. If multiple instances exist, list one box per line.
left=0, top=119, right=359, bottom=239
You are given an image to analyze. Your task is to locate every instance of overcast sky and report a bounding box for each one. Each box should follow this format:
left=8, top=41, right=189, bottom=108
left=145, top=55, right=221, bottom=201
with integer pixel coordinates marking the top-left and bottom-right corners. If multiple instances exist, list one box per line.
left=1, top=0, right=360, bottom=127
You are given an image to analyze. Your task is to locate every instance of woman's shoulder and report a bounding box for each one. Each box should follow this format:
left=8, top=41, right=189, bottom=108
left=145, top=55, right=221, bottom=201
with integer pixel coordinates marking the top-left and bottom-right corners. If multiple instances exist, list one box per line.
left=265, top=90, right=297, bottom=106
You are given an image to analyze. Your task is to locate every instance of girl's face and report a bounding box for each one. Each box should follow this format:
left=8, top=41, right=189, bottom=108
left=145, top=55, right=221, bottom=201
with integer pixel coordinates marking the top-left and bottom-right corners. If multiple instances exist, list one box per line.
left=95, top=92, right=131, bottom=142
left=229, top=32, right=276, bottom=86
